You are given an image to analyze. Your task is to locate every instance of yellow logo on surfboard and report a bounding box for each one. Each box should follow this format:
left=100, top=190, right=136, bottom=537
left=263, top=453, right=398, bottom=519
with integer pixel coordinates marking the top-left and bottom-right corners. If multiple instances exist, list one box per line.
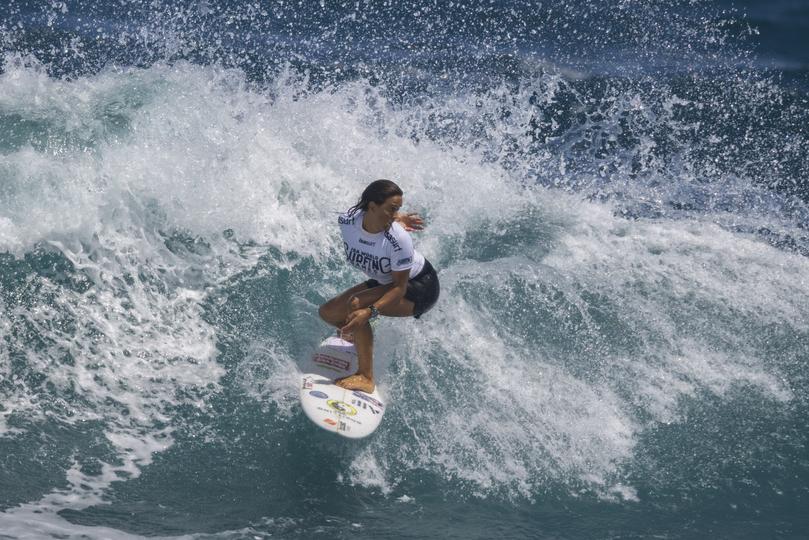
left=327, top=399, right=357, bottom=416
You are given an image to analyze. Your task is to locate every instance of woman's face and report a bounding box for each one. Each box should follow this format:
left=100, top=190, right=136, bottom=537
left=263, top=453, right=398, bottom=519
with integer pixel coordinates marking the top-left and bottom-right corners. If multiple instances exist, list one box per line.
left=370, top=194, right=402, bottom=229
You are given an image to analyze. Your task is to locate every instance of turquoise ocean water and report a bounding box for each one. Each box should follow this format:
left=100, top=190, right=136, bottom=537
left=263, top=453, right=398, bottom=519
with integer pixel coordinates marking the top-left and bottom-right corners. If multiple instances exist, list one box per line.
left=1, top=1, right=809, bottom=538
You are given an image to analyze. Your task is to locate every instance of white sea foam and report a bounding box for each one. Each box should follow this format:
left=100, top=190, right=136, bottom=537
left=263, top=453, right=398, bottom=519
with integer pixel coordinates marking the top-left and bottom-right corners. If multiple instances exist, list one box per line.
left=370, top=291, right=638, bottom=500
left=0, top=59, right=252, bottom=533
left=344, top=447, right=393, bottom=495
left=235, top=340, right=300, bottom=420
left=348, top=184, right=808, bottom=499
left=1, top=50, right=808, bottom=538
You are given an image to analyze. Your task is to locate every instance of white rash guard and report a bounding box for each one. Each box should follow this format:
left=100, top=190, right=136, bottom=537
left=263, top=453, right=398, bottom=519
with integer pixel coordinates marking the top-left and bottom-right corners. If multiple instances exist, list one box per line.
left=339, top=210, right=426, bottom=284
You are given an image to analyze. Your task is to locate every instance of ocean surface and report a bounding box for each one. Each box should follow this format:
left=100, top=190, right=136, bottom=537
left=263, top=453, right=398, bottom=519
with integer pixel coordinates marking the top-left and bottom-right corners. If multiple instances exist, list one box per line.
left=1, top=1, right=809, bottom=538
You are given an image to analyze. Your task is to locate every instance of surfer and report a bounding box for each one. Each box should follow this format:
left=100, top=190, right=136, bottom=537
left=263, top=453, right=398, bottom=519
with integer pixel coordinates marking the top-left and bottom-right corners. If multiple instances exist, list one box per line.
left=318, top=179, right=440, bottom=393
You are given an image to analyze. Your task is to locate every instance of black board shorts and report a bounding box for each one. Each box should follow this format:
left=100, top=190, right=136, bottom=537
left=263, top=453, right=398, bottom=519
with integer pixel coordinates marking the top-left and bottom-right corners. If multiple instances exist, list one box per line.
left=365, top=259, right=440, bottom=319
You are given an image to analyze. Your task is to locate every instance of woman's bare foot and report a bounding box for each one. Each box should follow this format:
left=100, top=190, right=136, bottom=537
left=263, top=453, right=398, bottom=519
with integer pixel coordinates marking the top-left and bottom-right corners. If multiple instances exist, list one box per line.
left=335, top=373, right=375, bottom=393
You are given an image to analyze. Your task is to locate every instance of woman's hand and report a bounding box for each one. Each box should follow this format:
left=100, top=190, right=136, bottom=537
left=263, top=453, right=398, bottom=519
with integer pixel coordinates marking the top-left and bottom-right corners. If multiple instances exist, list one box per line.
left=394, top=212, right=424, bottom=232
left=341, top=307, right=371, bottom=335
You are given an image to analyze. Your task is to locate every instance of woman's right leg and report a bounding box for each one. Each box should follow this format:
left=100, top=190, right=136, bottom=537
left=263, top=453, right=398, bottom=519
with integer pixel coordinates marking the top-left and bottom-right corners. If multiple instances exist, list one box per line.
left=319, top=282, right=389, bottom=393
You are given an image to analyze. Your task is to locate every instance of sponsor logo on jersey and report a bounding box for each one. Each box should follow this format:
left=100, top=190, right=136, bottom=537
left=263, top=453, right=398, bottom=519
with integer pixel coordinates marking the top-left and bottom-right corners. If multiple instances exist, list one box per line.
left=384, top=231, right=403, bottom=252
left=338, top=215, right=355, bottom=225
left=397, top=256, right=412, bottom=266
left=358, top=238, right=376, bottom=246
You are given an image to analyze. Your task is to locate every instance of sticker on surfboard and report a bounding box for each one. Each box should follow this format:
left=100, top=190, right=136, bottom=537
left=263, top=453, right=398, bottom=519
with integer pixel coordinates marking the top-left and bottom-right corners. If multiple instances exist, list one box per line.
left=299, top=336, right=386, bottom=439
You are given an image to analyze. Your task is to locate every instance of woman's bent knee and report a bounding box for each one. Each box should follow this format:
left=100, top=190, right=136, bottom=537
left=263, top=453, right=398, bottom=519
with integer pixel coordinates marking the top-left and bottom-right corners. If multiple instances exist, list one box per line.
left=320, top=298, right=348, bottom=326
left=319, top=302, right=338, bottom=324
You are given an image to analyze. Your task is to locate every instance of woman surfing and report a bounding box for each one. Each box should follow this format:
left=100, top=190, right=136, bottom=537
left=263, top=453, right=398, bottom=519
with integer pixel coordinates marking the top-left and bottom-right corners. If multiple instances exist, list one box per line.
left=318, top=179, right=440, bottom=393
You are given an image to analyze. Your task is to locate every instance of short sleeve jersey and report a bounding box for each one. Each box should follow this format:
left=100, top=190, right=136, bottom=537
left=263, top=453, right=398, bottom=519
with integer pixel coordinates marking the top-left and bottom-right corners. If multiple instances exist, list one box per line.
left=339, top=210, right=425, bottom=284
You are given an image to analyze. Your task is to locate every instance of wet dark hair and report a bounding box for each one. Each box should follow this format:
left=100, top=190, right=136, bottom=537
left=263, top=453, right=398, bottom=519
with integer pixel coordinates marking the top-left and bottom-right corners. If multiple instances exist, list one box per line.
left=347, top=179, right=403, bottom=216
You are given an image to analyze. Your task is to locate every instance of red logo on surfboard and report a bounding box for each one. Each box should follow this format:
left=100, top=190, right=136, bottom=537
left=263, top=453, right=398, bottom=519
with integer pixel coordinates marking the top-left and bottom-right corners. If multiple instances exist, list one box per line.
left=313, top=353, right=350, bottom=371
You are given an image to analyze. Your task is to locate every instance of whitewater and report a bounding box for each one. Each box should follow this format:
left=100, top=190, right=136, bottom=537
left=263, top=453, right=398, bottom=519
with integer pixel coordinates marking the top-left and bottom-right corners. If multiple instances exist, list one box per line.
left=2, top=1, right=809, bottom=538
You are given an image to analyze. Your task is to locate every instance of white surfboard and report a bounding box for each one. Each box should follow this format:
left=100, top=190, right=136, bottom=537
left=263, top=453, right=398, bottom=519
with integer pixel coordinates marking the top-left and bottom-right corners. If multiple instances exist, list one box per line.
left=299, top=336, right=386, bottom=439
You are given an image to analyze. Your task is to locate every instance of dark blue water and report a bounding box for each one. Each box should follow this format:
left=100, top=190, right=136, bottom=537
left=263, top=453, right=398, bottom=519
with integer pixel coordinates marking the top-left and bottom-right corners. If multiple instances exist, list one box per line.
left=2, top=1, right=809, bottom=538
